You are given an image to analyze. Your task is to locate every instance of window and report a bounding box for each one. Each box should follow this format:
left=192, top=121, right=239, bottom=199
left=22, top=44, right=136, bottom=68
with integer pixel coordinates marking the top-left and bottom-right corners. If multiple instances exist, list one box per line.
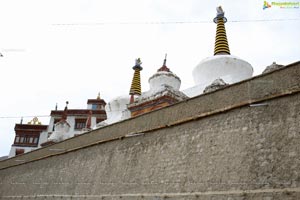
left=96, top=118, right=104, bottom=124
left=52, top=118, right=60, bottom=131
left=91, top=104, right=98, bottom=110
left=14, top=134, right=39, bottom=146
left=15, top=148, right=24, bottom=156
left=75, top=118, right=87, bottom=130
left=14, top=136, right=20, bottom=143
left=19, top=137, right=25, bottom=143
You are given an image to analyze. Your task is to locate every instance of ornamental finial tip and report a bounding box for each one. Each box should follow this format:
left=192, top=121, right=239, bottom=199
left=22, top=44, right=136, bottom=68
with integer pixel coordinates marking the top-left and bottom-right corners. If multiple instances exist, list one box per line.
left=135, top=58, right=142, bottom=66
left=163, top=53, right=167, bottom=66
left=216, top=6, right=224, bottom=15
left=133, top=57, right=143, bottom=70
left=214, top=5, right=227, bottom=23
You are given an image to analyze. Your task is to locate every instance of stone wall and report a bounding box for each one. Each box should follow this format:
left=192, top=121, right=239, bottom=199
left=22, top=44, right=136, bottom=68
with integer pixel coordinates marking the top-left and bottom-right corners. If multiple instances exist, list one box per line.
left=1, top=61, right=299, bottom=171
left=0, top=61, right=300, bottom=199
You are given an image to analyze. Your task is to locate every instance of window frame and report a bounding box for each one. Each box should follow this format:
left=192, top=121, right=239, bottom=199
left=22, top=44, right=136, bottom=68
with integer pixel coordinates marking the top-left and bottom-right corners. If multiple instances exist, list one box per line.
left=74, top=118, right=87, bottom=130
left=14, top=134, right=39, bottom=147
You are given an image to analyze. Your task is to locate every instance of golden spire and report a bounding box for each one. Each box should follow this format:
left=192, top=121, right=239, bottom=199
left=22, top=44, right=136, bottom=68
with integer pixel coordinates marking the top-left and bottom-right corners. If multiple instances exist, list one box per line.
left=213, top=6, right=230, bottom=55
left=129, top=58, right=143, bottom=96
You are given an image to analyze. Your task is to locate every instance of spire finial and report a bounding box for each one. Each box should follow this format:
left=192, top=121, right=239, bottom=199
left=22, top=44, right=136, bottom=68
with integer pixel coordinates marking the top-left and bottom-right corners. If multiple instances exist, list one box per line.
left=213, top=6, right=230, bottom=55
left=97, top=92, right=101, bottom=99
left=158, top=54, right=170, bottom=72
left=163, top=53, right=167, bottom=66
left=133, top=58, right=143, bottom=70
left=55, top=103, right=58, bottom=110
left=61, top=101, right=68, bottom=121
left=129, top=58, right=143, bottom=97
left=214, top=6, right=226, bottom=22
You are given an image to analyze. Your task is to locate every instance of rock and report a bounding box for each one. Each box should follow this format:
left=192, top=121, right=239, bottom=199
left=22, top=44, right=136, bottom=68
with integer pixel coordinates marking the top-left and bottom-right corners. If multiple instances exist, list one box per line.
left=203, top=78, right=228, bottom=93
left=262, top=62, right=284, bottom=74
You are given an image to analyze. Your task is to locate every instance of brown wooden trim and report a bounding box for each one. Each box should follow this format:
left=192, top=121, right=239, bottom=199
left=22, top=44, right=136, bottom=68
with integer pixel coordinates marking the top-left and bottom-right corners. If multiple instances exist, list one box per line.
left=14, top=124, right=48, bottom=131
left=87, top=99, right=106, bottom=105
left=50, top=109, right=106, bottom=116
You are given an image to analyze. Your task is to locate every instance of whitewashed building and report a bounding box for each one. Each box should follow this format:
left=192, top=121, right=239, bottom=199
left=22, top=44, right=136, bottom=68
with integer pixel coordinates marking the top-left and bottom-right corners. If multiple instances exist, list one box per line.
left=8, top=94, right=107, bottom=157
left=8, top=117, right=48, bottom=158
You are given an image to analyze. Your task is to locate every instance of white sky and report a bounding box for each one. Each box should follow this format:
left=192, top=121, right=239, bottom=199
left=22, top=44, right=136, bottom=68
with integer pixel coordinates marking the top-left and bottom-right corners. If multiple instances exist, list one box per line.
left=0, top=0, right=299, bottom=157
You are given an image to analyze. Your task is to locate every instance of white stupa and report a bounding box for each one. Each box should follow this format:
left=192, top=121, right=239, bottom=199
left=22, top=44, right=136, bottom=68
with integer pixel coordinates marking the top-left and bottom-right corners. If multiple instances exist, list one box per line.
left=148, top=56, right=181, bottom=92
left=137, top=55, right=185, bottom=102
left=97, top=57, right=188, bottom=126
left=184, top=6, right=253, bottom=97
left=47, top=102, right=73, bottom=142
left=95, top=95, right=131, bottom=128
left=128, top=56, right=188, bottom=117
left=95, top=58, right=142, bottom=128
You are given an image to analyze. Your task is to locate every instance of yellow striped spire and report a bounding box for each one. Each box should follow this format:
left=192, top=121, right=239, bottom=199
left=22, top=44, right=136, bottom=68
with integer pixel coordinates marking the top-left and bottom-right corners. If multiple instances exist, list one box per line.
left=213, top=6, right=230, bottom=55
left=129, top=58, right=143, bottom=96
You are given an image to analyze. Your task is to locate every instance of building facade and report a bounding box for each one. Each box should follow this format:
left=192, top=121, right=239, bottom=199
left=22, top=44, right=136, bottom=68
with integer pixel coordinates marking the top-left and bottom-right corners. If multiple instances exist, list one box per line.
left=8, top=95, right=107, bottom=157
left=8, top=117, right=48, bottom=158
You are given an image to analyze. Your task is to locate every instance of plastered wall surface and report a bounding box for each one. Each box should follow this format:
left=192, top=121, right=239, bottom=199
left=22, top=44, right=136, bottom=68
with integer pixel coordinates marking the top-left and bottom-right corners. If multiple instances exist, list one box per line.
left=0, top=62, right=300, bottom=199
left=1, top=92, right=300, bottom=199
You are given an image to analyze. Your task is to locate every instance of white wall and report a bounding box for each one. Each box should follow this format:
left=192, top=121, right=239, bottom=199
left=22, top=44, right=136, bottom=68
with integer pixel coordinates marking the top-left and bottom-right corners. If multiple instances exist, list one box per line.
left=8, top=146, right=39, bottom=158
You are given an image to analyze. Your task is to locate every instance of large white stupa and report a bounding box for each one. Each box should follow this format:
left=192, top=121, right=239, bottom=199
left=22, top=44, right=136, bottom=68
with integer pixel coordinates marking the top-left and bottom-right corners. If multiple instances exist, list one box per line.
left=184, top=6, right=253, bottom=97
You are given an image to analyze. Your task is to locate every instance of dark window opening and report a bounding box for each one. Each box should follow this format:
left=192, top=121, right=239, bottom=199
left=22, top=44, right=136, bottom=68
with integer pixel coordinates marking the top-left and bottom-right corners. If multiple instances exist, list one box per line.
left=14, top=134, right=39, bottom=146
left=15, top=148, right=25, bottom=156
left=96, top=118, right=104, bottom=124
left=75, top=118, right=87, bottom=130
left=52, top=118, right=60, bottom=131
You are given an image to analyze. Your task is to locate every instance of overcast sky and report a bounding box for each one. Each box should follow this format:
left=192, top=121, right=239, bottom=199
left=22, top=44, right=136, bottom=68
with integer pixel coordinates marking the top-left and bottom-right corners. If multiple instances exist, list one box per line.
left=0, top=0, right=299, bottom=157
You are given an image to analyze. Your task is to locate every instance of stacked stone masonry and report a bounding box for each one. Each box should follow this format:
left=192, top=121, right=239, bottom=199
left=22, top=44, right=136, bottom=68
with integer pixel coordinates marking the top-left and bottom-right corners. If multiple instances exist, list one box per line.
left=0, top=61, right=300, bottom=199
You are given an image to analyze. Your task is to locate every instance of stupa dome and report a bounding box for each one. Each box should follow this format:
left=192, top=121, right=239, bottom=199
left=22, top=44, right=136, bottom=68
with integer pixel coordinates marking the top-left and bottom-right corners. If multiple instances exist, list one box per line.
left=95, top=95, right=130, bottom=128
left=148, top=56, right=181, bottom=91
left=185, top=6, right=253, bottom=97
left=193, top=55, right=253, bottom=88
